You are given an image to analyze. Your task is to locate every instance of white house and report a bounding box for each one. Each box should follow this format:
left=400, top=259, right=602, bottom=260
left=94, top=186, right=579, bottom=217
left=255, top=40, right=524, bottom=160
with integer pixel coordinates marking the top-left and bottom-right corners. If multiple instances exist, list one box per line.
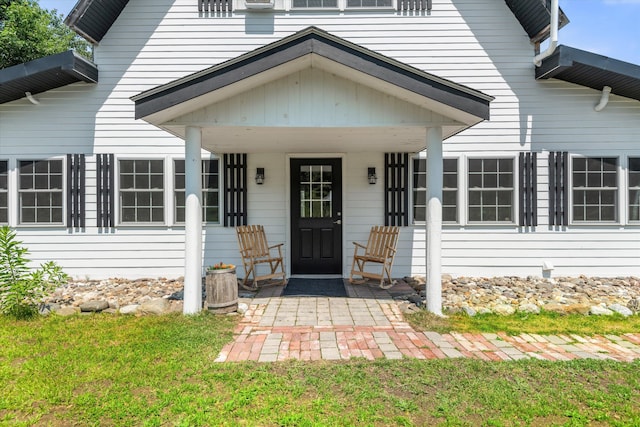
left=0, top=0, right=639, bottom=313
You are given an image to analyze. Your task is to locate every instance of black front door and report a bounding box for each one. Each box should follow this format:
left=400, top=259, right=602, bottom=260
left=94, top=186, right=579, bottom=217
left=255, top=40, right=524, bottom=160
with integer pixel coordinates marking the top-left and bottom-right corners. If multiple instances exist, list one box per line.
left=290, top=158, right=342, bottom=274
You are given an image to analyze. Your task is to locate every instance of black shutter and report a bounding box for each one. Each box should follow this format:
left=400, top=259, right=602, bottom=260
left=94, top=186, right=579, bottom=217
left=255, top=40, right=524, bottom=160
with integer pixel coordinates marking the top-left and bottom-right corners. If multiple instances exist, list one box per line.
left=548, top=151, right=569, bottom=226
left=97, top=154, right=115, bottom=228
left=224, top=153, right=247, bottom=227
left=66, top=154, right=86, bottom=228
left=384, top=153, right=410, bottom=226
left=518, top=152, right=538, bottom=227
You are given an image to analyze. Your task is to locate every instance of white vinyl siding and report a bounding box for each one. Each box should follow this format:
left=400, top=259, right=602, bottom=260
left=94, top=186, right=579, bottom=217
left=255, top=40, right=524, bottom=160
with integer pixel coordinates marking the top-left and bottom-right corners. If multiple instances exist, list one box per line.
left=174, top=159, right=220, bottom=224
left=119, top=159, right=165, bottom=224
left=572, top=157, right=618, bottom=223
left=629, top=157, right=640, bottom=222
left=467, top=158, right=514, bottom=223
left=18, top=160, right=64, bottom=225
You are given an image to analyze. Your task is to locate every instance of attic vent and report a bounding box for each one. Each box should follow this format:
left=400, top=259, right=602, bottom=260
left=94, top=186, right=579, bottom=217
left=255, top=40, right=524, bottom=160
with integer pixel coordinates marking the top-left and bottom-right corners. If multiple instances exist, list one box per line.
left=397, top=0, right=431, bottom=13
left=198, top=0, right=232, bottom=13
left=245, top=0, right=274, bottom=8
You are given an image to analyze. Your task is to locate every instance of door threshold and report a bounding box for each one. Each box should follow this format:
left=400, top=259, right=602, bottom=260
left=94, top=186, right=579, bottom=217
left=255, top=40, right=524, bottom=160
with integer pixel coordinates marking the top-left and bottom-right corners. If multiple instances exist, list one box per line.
left=289, top=274, right=343, bottom=279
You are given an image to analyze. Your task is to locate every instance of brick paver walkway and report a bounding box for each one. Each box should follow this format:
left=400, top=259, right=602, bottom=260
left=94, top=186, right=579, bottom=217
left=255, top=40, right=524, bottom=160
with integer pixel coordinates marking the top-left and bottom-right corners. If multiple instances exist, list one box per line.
left=215, top=283, right=640, bottom=363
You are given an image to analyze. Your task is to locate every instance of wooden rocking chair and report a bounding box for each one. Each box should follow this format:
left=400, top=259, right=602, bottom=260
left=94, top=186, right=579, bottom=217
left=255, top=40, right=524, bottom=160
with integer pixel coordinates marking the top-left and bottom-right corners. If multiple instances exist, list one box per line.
left=349, top=226, right=400, bottom=289
left=235, top=225, right=286, bottom=290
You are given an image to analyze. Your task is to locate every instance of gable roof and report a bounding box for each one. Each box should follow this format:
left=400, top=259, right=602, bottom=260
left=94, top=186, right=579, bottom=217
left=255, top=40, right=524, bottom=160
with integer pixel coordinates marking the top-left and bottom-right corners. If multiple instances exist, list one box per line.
left=131, top=26, right=493, bottom=128
left=0, top=50, right=98, bottom=104
left=536, top=45, right=640, bottom=102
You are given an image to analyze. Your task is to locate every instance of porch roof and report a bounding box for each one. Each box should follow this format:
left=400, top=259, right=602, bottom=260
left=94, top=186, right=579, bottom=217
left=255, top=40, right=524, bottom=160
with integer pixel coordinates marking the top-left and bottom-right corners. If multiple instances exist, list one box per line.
left=132, top=27, right=493, bottom=152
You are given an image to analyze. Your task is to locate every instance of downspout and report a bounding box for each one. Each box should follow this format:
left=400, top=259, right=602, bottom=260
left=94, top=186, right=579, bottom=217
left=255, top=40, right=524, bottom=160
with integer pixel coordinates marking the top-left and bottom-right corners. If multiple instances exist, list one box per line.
left=594, top=86, right=612, bottom=112
left=534, top=0, right=559, bottom=67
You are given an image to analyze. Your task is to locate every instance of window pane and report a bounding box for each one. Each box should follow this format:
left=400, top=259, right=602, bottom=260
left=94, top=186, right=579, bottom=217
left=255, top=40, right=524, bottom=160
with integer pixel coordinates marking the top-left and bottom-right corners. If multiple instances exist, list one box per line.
left=484, top=174, right=497, bottom=188
left=413, top=206, right=425, bottom=222
left=468, top=207, right=481, bottom=222
left=443, top=207, right=457, bottom=223
left=468, top=159, right=482, bottom=173
left=484, top=159, right=497, bottom=172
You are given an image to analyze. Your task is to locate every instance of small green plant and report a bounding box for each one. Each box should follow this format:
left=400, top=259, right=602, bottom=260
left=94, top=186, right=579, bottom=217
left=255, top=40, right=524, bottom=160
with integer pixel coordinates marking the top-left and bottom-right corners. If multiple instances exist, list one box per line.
left=0, top=226, right=68, bottom=318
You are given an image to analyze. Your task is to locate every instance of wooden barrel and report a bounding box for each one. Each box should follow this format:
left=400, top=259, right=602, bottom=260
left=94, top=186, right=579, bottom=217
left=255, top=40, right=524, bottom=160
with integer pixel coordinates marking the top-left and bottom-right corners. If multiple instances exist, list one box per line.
left=205, top=268, right=238, bottom=313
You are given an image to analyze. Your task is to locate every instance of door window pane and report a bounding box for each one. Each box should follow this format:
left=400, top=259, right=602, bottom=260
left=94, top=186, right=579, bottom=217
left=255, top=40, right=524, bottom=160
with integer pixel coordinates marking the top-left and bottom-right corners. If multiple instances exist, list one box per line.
left=300, top=165, right=332, bottom=218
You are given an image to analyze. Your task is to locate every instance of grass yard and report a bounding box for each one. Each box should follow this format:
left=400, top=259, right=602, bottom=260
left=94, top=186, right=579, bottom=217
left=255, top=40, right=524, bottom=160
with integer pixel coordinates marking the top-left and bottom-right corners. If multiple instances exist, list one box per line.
left=1, top=313, right=639, bottom=426
left=406, top=309, right=640, bottom=335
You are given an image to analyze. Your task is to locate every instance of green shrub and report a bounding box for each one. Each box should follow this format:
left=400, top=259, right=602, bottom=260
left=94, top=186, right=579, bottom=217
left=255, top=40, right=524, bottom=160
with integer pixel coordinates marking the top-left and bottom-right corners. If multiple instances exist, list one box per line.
left=0, top=226, right=67, bottom=318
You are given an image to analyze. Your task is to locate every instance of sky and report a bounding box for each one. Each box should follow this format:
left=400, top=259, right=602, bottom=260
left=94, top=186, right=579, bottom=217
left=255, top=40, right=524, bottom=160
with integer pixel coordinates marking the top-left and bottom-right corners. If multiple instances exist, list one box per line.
left=40, top=0, right=640, bottom=65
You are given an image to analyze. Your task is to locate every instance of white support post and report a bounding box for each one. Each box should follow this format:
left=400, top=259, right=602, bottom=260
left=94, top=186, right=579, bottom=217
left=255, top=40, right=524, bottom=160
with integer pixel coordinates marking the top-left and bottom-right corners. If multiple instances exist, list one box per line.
left=426, top=126, right=443, bottom=315
left=183, top=126, right=203, bottom=315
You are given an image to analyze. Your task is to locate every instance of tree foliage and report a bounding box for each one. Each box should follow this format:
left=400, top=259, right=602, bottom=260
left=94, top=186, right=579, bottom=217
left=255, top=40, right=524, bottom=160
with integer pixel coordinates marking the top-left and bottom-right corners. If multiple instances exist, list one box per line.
left=0, top=226, right=68, bottom=318
left=0, top=0, right=92, bottom=69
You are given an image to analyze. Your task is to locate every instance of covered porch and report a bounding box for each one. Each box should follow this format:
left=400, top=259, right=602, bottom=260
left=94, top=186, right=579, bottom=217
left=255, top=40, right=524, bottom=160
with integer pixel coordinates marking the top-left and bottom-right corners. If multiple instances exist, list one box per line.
left=131, top=26, right=492, bottom=315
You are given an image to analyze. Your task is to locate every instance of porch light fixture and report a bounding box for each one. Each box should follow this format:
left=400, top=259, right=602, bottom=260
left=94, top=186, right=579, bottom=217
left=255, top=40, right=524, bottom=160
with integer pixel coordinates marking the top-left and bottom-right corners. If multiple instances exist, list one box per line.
left=368, top=167, right=377, bottom=185
left=255, top=168, right=265, bottom=185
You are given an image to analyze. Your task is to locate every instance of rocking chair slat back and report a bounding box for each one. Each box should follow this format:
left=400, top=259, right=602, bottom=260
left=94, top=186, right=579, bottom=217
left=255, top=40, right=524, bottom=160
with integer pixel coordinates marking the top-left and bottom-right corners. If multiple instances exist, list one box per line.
left=366, top=226, right=399, bottom=259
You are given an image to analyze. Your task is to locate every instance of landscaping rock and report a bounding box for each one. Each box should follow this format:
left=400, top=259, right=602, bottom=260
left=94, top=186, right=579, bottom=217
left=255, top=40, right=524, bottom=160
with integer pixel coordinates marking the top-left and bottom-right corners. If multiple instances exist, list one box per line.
left=138, top=298, right=169, bottom=315
left=80, top=300, right=109, bottom=312
left=119, top=304, right=139, bottom=315
left=462, top=306, right=476, bottom=317
left=493, top=304, right=515, bottom=316
left=590, top=306, right=614, bottom=316
left=518, top=303, right=540, bottom=314
left=56, top=306, right=79, bottom=316
left=609, top=303, right=633, bottom=317
left=237, top=302, right=249, bottom=315
left=627, top=298, right=640, bottom=313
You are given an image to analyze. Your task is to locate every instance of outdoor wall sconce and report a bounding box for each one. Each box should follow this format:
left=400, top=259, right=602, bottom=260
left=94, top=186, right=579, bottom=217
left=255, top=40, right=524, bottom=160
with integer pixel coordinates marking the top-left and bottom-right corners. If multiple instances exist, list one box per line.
left=368, top=167, right=377, bottom=185
left=255, top=168, right=265, bottom=185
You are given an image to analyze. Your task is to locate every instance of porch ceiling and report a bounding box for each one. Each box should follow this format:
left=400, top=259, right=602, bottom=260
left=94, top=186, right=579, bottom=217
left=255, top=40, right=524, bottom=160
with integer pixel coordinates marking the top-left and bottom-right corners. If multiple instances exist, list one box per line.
left=132, top=26, right=494, bottom=152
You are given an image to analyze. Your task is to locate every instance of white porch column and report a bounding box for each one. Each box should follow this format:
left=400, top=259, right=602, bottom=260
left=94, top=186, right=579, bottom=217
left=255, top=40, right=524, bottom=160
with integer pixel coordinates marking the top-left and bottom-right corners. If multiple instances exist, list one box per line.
left=183, top=126, right=203, bottom=315
left=426, top=126, right=443, bottom=315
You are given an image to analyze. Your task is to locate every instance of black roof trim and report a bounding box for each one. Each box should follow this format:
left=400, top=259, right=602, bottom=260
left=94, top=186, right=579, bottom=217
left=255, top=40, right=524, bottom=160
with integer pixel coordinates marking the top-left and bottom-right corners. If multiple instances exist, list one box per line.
left=536, top=45, right=640, bottom=102
left=504, top=0, right=569, bottom=43
left=65, top=0, right=130, bottom=45
left=132, top=26, right=493, bottom=121
left=0, top=50, right=98, bottom=105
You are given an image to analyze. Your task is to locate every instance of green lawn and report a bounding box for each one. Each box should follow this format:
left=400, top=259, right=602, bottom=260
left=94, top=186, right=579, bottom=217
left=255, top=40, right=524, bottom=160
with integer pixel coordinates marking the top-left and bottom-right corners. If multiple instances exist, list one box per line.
left=1, top=313, right=639, bottom=426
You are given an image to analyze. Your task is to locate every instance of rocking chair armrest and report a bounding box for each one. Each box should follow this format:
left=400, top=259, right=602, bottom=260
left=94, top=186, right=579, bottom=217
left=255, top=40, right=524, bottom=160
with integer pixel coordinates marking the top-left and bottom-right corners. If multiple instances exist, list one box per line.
left=268, top=243, right=284, bottom=249
left=352, top=242, right=367, bottom=249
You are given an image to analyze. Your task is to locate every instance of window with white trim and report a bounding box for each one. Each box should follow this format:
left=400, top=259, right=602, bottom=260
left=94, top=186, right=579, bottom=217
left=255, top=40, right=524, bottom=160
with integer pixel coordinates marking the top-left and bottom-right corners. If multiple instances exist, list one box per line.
left=18, top=160, right=64, bottom=224
left=629, top=157, right=640, bottom=222
left=572, top=157, right=617, bottom=222
left=0, top=161, right=8, bottom=224
left=346, top=0, right=391, bottom=7
left=413, top=158, right=458, bottom=223
left=119, top=159, right=164, bottom=224
left=174, top=159, right=220, bottom=223
left=292, top=0, right=337, bottom=7
left=468, top=158, right=514, bottom=223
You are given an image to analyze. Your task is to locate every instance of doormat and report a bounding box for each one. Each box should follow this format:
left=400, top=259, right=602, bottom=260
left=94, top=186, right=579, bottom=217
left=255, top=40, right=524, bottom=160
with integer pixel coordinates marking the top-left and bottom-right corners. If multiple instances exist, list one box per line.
left=281, top=278, right=347, bottom=297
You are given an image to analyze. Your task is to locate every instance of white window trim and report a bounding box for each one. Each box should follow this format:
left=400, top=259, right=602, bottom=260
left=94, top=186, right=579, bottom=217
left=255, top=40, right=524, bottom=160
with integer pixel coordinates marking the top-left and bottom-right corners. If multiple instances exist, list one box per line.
left=464, top=155, right=517, bottom=226
left=117, top=156, right=168, bottom=227
left=16, top=157, right=67, bottom=227
left=568, top=154, right=621, bottom=226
